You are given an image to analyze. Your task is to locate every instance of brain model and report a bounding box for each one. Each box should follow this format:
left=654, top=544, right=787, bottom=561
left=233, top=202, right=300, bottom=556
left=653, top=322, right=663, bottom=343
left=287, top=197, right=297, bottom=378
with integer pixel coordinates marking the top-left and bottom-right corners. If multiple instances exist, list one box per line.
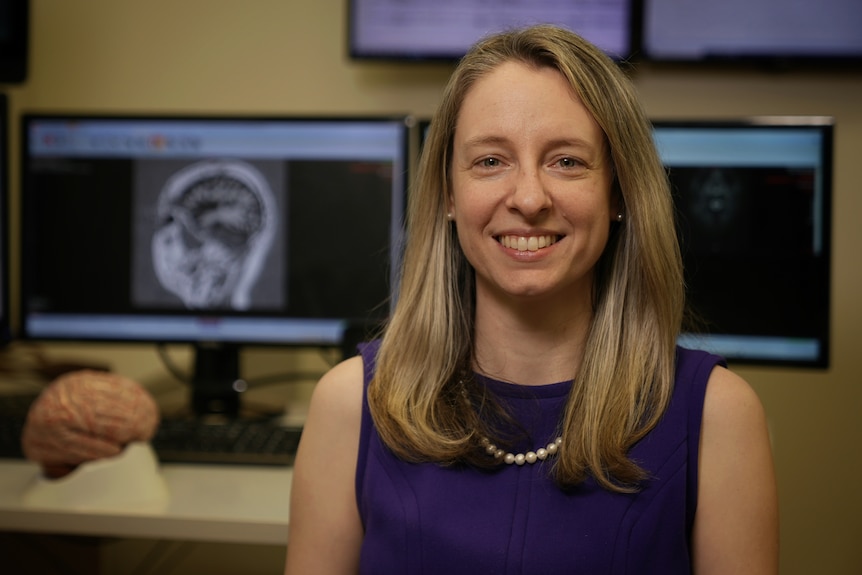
left=21, top=370, right=160, bottom=478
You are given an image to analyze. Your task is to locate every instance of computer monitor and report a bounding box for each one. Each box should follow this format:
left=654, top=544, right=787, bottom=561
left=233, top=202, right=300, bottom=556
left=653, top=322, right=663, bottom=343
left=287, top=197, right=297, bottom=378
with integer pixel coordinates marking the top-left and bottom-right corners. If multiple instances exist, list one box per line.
left=20, top=114, right=411, bottom=415
left=0, top=0, right=28, bottom=83
left=641, top=0, right=862, bottom=66
left=0, top=93, right=10, bottom=345
left=418, top=117, right=832, bottom=367
left=652, top=117, right=833, bottom=368
left=348, top=0, right=635, bottom=61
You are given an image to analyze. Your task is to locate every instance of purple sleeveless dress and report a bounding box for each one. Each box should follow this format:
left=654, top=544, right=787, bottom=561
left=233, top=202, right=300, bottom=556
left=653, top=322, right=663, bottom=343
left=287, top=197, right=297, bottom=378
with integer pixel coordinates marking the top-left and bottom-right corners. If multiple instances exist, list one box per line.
left=356, top=340, right=724, bottom=574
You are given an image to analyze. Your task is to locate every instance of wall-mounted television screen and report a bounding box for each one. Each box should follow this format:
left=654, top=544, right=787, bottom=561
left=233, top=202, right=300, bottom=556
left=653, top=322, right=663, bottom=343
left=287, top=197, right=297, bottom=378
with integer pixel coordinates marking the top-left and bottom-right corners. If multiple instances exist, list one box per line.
left=652, top=117, right=833, bottom=368
left=349, top=0, right=635, bottom=62
left=641, top=0, right=862, bottom=66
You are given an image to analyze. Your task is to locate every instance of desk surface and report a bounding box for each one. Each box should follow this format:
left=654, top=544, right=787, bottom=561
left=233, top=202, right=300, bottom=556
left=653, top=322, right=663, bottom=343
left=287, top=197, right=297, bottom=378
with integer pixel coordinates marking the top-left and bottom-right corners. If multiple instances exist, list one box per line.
left=0, top=458, right=292, bottom=545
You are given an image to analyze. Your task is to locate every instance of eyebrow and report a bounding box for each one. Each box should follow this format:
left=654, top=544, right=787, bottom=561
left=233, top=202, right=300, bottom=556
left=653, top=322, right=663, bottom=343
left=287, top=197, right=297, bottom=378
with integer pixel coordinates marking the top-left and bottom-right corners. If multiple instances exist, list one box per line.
left=461, top=135, right=509, bottom=149
left=461, top=134, right=600, bottom=154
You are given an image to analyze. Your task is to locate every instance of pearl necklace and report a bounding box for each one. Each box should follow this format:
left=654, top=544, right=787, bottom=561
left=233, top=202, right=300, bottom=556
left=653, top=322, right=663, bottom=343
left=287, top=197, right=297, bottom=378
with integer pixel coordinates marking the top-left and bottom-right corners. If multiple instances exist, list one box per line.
left=461, top=377, right=563, bottom=466
left=481, top=435, right=563, bottom=466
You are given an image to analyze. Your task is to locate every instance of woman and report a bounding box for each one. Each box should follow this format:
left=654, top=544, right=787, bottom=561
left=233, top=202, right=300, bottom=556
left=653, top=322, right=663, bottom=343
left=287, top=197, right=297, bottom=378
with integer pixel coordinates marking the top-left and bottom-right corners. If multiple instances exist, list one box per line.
left=285, top=24, right=778, bottom=574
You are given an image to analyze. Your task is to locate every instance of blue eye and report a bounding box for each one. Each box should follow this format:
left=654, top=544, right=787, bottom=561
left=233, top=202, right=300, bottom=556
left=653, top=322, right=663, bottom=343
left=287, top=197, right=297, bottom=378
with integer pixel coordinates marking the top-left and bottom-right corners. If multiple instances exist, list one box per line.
left=480, top=157, right=501, bottom=168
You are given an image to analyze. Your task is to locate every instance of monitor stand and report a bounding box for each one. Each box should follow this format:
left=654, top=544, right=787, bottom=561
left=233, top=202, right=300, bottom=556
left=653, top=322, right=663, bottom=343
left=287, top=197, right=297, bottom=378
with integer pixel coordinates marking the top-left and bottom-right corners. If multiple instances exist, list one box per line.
left=190, top=342, right=243, bottom=418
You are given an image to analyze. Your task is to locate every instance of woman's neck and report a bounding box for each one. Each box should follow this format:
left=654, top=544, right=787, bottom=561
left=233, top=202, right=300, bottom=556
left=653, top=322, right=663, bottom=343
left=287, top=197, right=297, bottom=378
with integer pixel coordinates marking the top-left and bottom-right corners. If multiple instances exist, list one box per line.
left=472, top=289, right=592, bottom=386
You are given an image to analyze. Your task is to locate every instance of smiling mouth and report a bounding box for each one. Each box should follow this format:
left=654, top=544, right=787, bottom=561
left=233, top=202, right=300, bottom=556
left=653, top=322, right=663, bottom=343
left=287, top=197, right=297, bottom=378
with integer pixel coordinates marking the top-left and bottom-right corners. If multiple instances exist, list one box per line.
left=496, top=234, right=561, bottom=252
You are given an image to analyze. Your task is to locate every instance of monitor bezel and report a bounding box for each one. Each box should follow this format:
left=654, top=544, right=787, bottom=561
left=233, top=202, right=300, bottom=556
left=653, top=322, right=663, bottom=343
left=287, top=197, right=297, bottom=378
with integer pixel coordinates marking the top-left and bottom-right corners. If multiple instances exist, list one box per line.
left=0, top=93, right=11, bottom=345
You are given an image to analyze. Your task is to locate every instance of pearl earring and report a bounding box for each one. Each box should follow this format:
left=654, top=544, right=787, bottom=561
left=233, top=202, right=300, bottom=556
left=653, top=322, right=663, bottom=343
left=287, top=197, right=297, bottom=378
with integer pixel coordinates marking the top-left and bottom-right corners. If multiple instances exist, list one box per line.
left=616, top=212, right=624, bottom=222
left=446, top=212, right=454, bottom=221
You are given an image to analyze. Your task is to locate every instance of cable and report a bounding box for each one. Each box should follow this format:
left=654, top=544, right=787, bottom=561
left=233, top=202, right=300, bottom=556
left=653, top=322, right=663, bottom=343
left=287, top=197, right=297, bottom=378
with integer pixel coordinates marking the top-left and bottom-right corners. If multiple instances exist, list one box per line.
left=155, top=344, right=192, bottom=385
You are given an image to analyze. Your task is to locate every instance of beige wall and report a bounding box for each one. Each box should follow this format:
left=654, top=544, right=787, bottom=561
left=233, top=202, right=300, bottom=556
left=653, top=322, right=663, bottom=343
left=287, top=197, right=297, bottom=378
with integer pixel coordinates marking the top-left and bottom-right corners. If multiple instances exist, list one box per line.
left=2, top=2, right=860, bottom=574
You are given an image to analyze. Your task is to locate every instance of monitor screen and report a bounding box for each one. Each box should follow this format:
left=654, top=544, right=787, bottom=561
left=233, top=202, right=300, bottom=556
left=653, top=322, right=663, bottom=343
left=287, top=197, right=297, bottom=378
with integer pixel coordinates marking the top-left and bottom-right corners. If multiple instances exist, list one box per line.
left=652, top=117, right=833, bottom=368
left=349, top=0, right=635, bottom=61
left=641, top=0, right=862, bottom=65
left=20, top=114, right=410, bottom=414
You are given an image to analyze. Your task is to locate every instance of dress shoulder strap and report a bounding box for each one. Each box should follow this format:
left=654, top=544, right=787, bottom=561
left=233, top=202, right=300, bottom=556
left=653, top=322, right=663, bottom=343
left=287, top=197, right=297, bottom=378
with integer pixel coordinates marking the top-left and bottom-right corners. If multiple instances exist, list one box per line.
left=354, top=339, right=382, bottom=520
left=675, top=346, right=726, bottom=532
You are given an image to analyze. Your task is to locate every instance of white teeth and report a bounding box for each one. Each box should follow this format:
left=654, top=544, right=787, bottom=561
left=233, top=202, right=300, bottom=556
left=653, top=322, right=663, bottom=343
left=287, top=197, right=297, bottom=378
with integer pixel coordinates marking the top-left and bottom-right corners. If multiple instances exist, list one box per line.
left=499, top=235, right=558, bottom=252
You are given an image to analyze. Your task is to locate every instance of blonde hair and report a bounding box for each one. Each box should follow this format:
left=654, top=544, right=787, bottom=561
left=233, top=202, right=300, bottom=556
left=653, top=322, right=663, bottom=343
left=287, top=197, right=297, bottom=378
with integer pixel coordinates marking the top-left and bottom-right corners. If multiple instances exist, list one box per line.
left=368, top=24, right=683, bottom=492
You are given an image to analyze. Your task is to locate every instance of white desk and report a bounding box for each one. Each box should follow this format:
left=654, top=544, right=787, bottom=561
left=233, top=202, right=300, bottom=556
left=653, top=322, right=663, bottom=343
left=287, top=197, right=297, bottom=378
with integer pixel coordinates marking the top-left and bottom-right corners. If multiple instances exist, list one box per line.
left=0, top=458, right=292, bottom=546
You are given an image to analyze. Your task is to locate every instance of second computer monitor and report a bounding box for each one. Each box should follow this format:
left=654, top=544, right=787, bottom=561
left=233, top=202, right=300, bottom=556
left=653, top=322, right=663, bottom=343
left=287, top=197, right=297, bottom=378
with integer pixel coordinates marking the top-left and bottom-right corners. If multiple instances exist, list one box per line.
left=653, top=117, right=833, bottom=368
left=20, top=114, right=410, bottom=348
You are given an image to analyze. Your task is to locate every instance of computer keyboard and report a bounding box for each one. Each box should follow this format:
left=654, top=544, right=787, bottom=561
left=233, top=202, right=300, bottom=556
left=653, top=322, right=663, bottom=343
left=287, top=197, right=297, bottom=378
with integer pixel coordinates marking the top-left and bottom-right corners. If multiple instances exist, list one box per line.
left=151, top=417, right=302, bottom=466
left=0, top=393, right=301, bottom=466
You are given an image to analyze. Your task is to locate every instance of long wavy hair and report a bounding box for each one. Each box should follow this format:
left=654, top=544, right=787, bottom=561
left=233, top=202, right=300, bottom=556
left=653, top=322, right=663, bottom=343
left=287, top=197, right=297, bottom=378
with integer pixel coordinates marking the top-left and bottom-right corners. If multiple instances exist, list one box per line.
left=368, top=24, right=684, bottom=492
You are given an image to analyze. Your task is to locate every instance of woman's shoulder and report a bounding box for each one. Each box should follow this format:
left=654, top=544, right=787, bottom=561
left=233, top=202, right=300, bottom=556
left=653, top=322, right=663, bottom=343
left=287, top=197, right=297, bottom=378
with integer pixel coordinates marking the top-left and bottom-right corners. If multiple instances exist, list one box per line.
left=308, top=355, right=365, bottom=423
left=702, top=364, right=766, bottom=428
left=673, top=346, right=761, bottom=412
left=693, top=364, right=778, bottom=573
left=285, top=355, right=366, bottom=573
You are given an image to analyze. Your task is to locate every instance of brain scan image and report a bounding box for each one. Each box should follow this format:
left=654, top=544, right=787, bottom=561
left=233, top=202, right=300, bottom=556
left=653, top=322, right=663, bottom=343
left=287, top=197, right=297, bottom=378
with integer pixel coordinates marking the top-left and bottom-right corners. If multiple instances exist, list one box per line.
left=151, top=159, right=277, bottom=310
left=675, top=167, right=753, bottom=255
left=688, top=168, right=741, bottom=227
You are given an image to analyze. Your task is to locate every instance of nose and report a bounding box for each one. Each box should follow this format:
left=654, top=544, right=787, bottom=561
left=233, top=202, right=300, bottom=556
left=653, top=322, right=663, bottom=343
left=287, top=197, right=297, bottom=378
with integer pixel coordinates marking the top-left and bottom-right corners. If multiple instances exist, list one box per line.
left=506, top=167, right=551, bottom=218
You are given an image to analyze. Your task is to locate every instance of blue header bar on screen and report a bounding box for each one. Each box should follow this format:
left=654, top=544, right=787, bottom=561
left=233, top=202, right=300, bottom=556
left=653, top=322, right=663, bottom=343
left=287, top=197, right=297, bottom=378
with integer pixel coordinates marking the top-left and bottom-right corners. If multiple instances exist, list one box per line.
left=27, top=118, right=405, bottom=161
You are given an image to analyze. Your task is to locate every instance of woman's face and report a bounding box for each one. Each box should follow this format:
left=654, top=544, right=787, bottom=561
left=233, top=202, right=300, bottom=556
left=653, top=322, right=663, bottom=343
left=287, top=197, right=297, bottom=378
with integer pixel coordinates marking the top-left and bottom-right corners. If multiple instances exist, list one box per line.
left=448, top=60, right=616, bottom=308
